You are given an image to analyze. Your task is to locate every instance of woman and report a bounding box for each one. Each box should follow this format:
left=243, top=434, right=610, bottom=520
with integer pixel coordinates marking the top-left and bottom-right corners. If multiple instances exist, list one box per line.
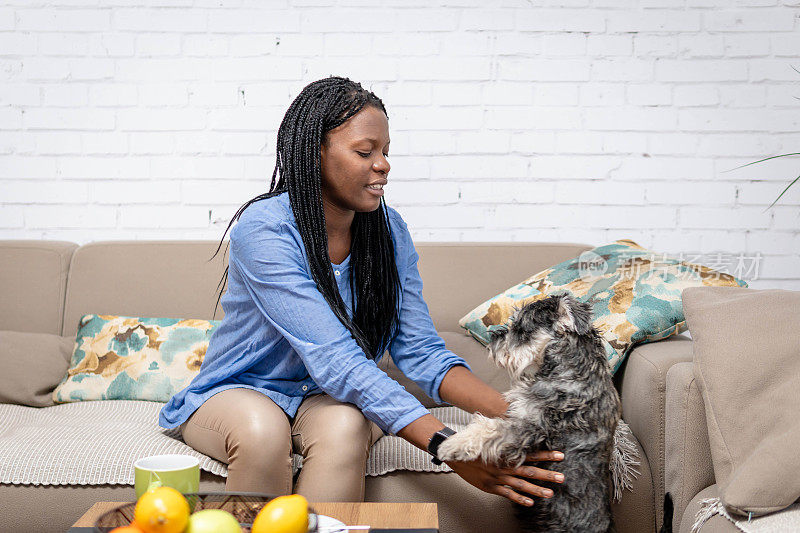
left=159, top=76, right=565, bottom=506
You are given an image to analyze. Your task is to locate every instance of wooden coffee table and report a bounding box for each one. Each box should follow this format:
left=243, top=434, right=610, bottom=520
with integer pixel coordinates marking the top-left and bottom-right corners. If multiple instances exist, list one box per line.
left=69, top=501, right=438, bottom=532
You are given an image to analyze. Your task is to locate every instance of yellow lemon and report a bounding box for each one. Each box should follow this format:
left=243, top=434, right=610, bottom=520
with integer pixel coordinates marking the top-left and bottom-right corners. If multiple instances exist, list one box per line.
left=251, top=494, right=309, bottom=533
left=133, top=486, right=190, bottom=533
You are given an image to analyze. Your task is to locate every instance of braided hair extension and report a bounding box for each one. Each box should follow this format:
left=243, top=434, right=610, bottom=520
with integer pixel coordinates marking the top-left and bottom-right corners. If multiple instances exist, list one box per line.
left=209, top=76, right=402, bottom=361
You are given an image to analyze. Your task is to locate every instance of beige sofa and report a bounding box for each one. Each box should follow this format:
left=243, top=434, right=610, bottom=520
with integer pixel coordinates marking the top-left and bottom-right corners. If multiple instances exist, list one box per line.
left=666, top=286, right=800, bottom=533
left=666, top=362, right=772, bottom=533
left=0, top=239, right=695, bottom=533
left=665, top=361, right=726, bottom=533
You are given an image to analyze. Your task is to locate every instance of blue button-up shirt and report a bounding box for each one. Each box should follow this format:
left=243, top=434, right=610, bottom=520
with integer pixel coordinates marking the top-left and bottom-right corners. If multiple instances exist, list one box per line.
left=158, top=191, right=470, bottom=435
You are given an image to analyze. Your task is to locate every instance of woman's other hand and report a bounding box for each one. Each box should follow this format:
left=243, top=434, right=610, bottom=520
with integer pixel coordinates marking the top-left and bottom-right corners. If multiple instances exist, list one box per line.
left=395, top=414, right=565, bottom=507
left=445, top=450, right=565, bottom=506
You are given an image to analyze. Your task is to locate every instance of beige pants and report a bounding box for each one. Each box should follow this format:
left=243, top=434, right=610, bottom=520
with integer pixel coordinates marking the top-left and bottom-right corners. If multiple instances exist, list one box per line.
left=180, top=388, right=383, bottom=501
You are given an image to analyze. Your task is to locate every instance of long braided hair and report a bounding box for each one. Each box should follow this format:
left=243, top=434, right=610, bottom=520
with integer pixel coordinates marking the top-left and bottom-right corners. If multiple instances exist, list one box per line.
left=210, top=76, right=402, bottom=361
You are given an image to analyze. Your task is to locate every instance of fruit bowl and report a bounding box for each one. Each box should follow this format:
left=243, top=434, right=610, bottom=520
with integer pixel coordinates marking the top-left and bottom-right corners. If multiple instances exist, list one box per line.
left=93, top=492, right=320, bottom=532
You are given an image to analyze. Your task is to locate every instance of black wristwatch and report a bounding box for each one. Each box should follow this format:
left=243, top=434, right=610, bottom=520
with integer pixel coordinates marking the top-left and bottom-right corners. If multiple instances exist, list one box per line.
left=427, top=426, right=456, bottom=465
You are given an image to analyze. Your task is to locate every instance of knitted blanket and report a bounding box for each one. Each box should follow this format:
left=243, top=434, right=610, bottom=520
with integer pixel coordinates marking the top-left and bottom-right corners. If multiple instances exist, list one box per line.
left=0, top=400, right=637, bottom=501
left=692, top=499, right=800, bottom=533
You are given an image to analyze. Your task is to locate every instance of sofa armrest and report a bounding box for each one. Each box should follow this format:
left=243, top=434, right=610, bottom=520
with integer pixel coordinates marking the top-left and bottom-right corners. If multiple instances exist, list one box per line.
left=665, top=361, right=715, bottom=531
left=615, top=334, right=694, bottom=531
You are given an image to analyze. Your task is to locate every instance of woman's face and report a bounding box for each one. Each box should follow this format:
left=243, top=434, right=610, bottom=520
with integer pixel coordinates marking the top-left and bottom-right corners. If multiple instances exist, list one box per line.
left=320, top=105, right=390, bottom=215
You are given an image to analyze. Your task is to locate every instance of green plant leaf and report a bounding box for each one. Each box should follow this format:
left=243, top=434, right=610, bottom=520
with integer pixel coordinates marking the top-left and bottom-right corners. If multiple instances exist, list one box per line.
left=721, top=152, right=800, bottom=173
left=763, top=174, right=800, bottom=212
left=729, top=64, right=800, bottom=211
left=721, top=153, right=800, bottom=211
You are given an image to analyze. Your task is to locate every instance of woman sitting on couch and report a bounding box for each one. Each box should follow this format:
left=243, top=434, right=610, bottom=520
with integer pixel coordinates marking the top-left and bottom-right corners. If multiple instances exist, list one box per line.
left=158, top=76, right=565, bottom=507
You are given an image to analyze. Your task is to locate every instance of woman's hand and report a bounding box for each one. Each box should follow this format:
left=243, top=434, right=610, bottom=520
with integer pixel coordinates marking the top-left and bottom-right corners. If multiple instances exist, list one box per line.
left=395, top=414, right=565, bottom=507
left=445, top=450, right=565, bottom=507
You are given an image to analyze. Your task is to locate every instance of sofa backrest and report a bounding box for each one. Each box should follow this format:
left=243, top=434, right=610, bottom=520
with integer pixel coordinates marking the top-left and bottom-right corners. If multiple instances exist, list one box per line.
left=416, top=242, right=593, bottom=331
left=62, top=241, right=229, bottom=338
left=60, top=240, right=593, bottom=337
left=0, top=240, right=78, bottom=335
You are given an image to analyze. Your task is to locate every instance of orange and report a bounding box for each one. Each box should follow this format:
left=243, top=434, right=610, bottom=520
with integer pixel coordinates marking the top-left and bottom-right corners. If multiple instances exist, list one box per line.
left=109, top=526, right=145, bottom=533
left=251, top=494, right=309, bottom=533
left=133, top=486, right=190, bottom=533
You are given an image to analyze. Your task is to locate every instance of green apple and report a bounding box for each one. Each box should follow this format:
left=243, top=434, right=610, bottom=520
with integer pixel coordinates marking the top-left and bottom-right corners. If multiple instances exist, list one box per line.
left=185, top=509, right=242, bottom=533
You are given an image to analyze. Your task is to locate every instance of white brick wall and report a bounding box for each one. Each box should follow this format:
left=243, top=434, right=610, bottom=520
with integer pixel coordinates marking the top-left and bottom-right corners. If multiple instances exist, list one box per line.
left=1, top=0, right=799, bottom=290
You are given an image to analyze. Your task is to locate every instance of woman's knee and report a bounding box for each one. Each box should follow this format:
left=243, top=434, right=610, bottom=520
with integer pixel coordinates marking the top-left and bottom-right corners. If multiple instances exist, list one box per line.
left=188, top=388, right=292, bottom=464
left=229, top=416, right=291, bottom=462
left=230, top=408, right=292, bottom=462
left=300, top=404, right=373, bottom=459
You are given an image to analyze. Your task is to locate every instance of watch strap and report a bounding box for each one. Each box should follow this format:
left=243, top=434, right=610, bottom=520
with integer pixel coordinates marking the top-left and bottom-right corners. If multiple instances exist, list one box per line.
left=427, top=426, right=456, bottom=465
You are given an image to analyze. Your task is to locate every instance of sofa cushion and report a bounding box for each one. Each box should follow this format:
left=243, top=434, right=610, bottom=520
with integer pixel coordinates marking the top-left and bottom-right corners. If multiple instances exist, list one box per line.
left=53, top=314, right=219, bottom=403
left=60, top=241, right=596, bottom=337
left=367, top=432, right=652, bottom=533
left=0, top=401, right=228, bottom=485
left=0, top=240, right=77, bottom=335
left=458, top=239, right=746, bottom=375
left=0, top=398, right=640, bottom=526
left=684, top=286, right=800, bottom=518
left=0, top=438, right=646, bottom=533
left=415, top=242, right=594, bottom=331
left=61, top=241, right=229, bottom=338
left=0, top=401, right=473, bottom=485
left=0, top=330, right=74, bottom=407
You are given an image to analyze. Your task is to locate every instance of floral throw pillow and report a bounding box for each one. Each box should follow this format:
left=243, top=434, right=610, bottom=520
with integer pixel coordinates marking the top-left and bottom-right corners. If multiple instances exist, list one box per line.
left=458, top=239, right=748, bottom=374
left=53, top=314, right=219, bottom=403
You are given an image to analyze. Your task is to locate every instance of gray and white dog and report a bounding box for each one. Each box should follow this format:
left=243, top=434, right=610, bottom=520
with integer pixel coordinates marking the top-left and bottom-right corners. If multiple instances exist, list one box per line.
left=438, top=293, right=621, bottom=533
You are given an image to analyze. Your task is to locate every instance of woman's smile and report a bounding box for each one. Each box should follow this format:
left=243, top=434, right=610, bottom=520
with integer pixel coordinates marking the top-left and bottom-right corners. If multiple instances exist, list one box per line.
left=365, top=181, right=386, bottom=196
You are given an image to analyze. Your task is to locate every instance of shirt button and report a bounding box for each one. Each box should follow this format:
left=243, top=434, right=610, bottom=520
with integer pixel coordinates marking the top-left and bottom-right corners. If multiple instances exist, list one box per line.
left=334, top=270, right=340, bottom=276
left=302, top=385, right=308, bottom=391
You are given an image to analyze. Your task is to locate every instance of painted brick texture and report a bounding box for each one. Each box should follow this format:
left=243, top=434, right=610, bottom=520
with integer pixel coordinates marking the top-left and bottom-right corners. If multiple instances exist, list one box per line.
left=0, top=0, right=798, bottom=289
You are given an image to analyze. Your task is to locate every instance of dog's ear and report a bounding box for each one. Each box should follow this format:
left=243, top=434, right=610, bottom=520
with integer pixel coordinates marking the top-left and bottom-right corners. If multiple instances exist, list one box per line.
left=556, top=294, right=595, bottom=335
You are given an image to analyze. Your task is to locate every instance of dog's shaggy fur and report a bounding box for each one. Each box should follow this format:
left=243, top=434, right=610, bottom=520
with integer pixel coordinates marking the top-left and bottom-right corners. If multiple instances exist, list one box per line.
left=437, top=293, right=621, bottom=533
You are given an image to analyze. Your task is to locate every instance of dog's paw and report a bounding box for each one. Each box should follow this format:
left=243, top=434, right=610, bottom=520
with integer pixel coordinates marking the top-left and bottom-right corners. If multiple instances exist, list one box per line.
left=436, top=417, right=509, bottom=464
left=436, top=431, right=483, bottom=463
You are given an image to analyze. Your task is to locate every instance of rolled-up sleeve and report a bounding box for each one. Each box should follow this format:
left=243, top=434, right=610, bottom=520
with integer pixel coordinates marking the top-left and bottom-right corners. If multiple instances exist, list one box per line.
left=230, top=213, right=430, bottom=435
left=387, top=213, right=472, bottom=405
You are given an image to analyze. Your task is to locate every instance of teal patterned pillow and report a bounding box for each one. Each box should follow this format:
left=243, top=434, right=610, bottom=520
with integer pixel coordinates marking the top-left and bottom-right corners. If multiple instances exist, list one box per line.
left=52, top=314, right=219, bottom=403
left=459, top=239, right=748, bottom=374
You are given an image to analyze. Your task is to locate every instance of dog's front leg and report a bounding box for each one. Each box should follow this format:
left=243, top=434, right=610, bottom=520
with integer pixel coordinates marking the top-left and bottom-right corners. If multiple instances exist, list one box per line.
left=436, top=414, right=524, bottom=465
